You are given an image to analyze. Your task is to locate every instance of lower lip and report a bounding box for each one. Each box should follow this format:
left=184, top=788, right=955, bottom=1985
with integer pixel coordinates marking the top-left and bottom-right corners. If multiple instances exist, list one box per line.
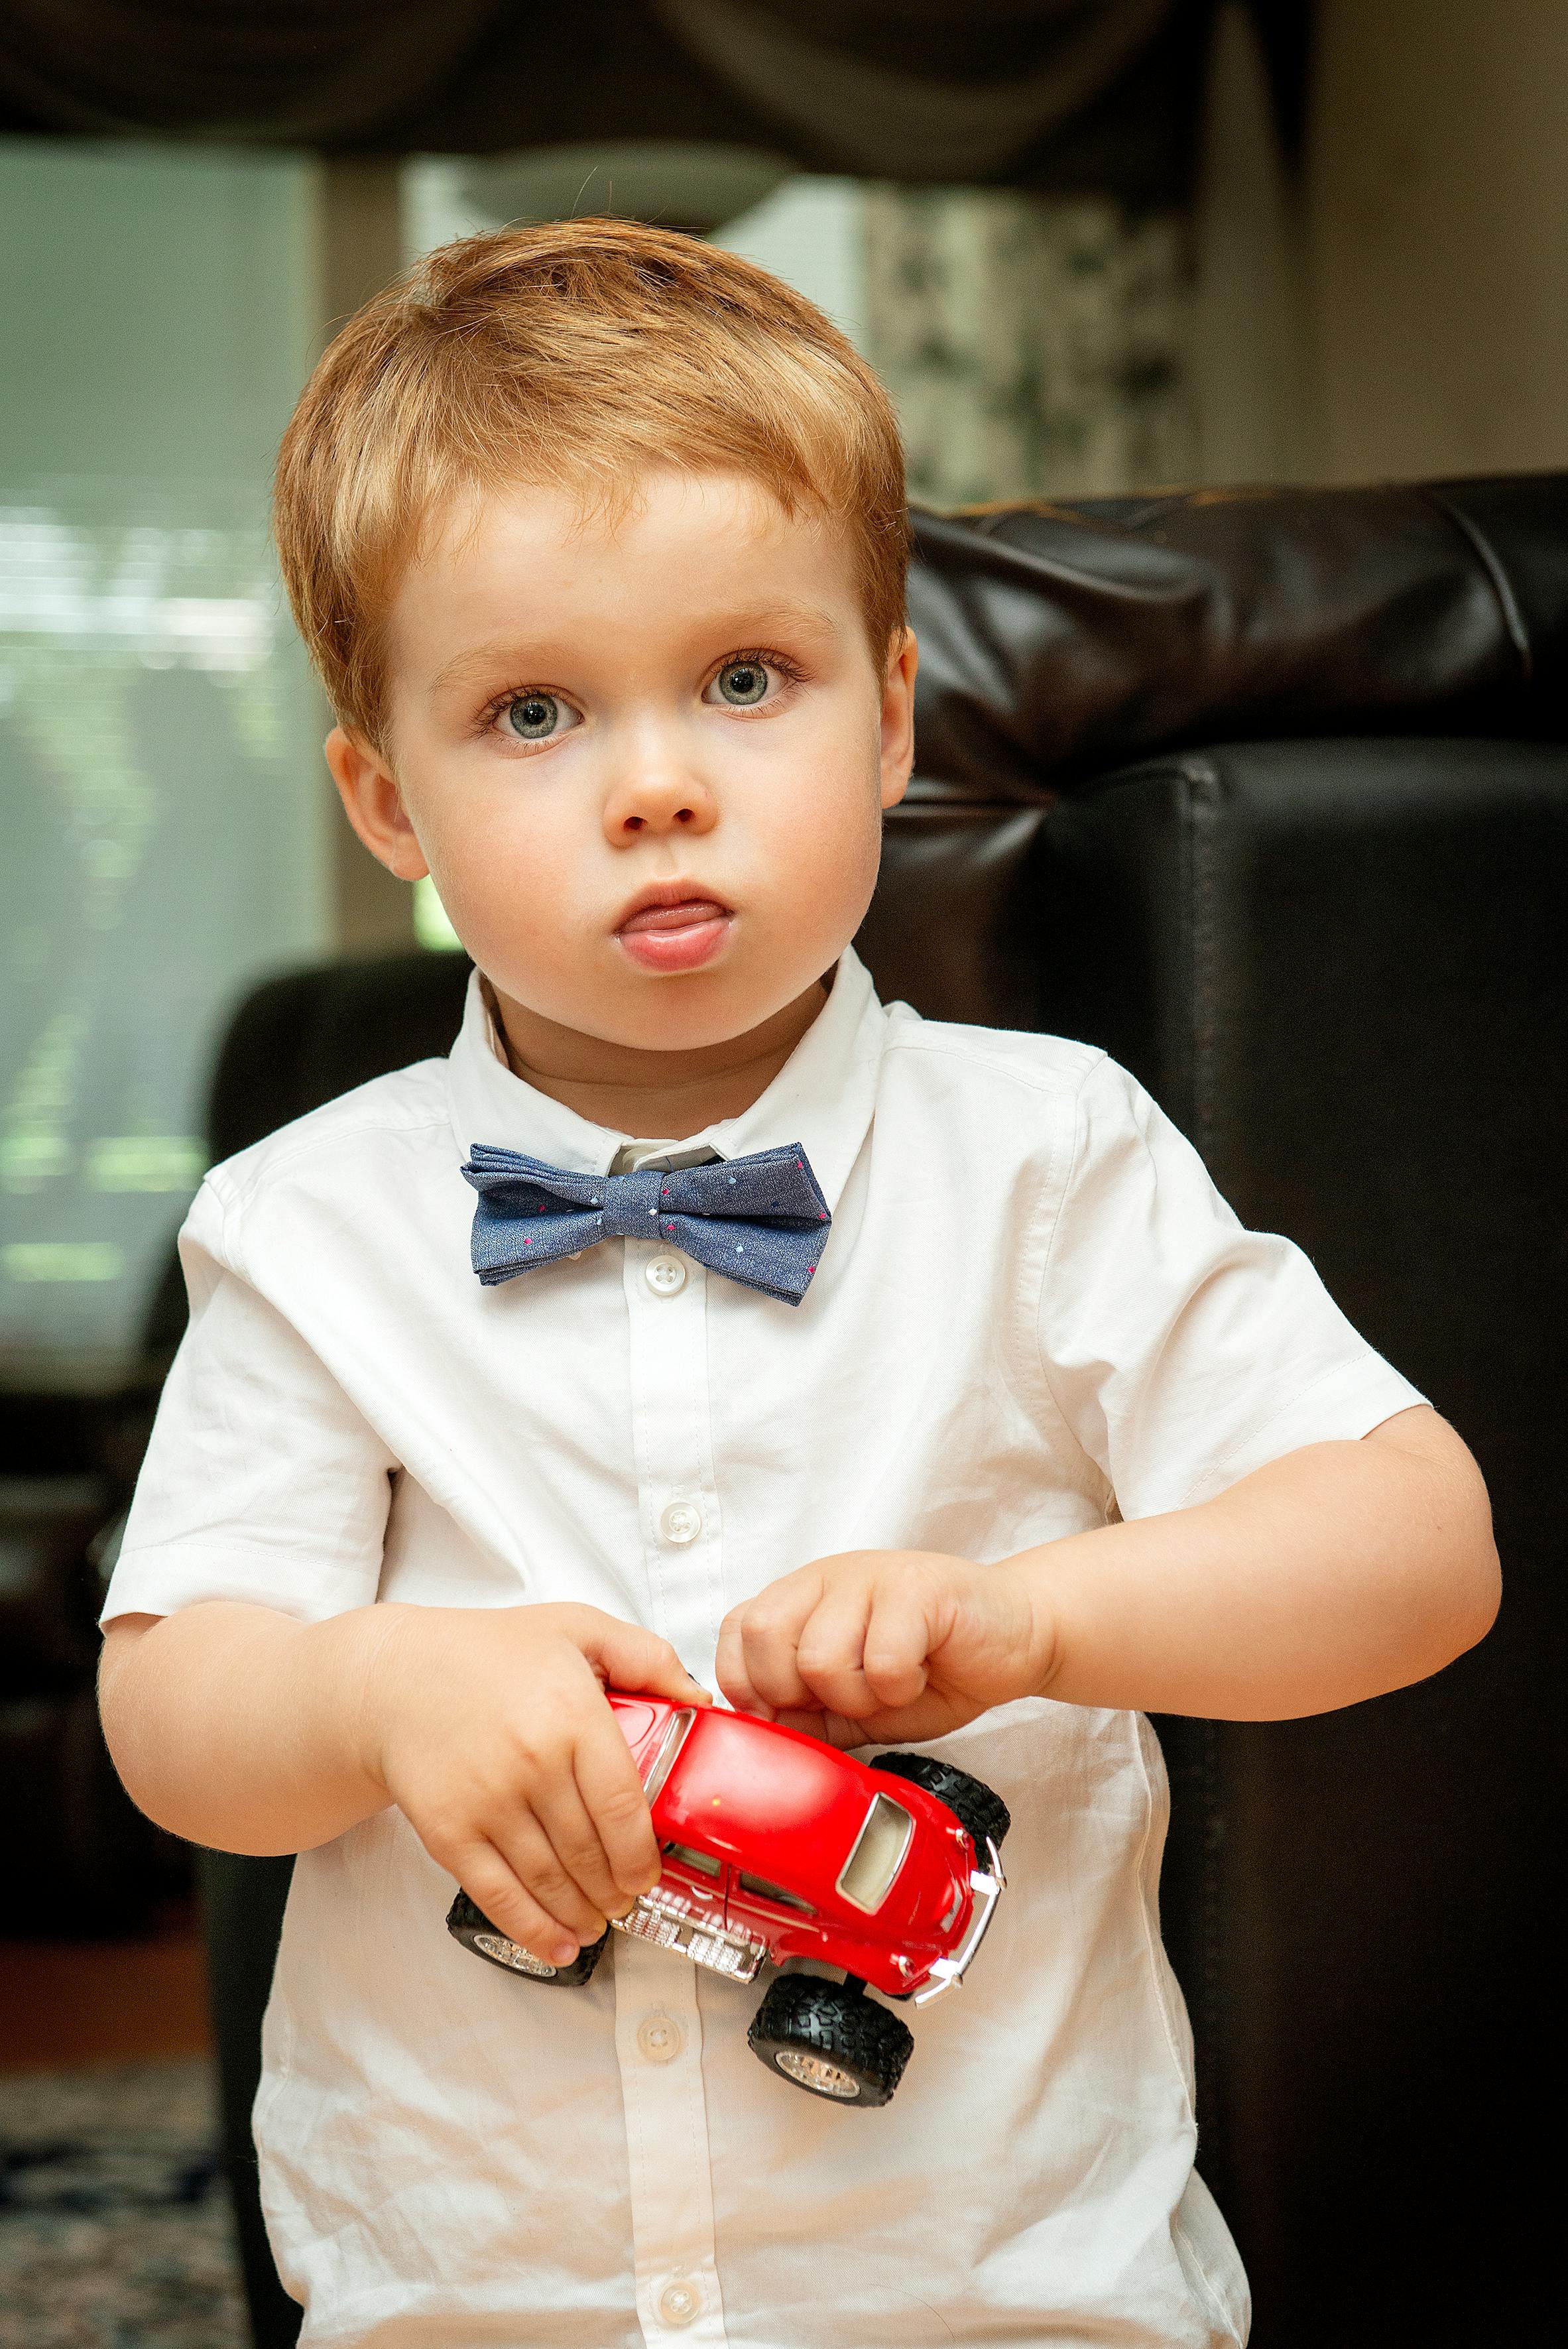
left=615, top=908, right=733, bottom=973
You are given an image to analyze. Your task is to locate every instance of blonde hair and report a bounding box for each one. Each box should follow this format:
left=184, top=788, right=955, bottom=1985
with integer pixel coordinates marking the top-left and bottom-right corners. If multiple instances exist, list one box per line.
left=274, top=217, right=909, bottom=745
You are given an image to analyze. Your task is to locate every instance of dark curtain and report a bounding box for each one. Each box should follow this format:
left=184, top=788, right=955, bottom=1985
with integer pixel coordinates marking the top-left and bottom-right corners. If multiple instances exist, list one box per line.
left=0, top=2, right=1313, bottom=202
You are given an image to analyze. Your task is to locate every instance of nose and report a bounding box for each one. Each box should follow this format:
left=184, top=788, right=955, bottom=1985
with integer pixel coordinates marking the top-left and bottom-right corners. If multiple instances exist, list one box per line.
left=602, top=744, right=718, bottom=845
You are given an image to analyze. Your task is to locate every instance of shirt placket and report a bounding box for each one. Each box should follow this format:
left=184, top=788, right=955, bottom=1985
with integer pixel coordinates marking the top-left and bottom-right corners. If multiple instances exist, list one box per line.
left=617, top=1221, right=729, bottom=2346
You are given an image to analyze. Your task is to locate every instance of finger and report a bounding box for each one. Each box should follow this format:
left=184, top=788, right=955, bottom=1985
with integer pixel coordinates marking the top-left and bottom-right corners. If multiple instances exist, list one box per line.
left=530, top=1766, right=640, bottom=1925
left=737, top=1574, right=825, bottom=1713
left=715, top=1602, right=772, bottom=1717
left=575, top=1612, right=709, bottom=1705
left=455, top=1843, right=584, bottom=1972
left=859, top=1581, right=932, bottom=1712
left=573, top=1714, right=662, bottom=1902
left=489, top=1809, right=610, bottom=1948
left=794, top=1582, right=882, bottom=1718
left=796, top=1689, right=985, bottom=1749
left=768, top=1704, right=859, bottom=1748
left=530, top=1766, right=622, bottom=1918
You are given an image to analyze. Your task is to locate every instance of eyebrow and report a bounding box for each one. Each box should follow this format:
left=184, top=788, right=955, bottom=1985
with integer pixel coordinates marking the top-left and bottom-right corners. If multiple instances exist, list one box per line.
left=428, top=601, right=843, bottom=697
left=429, top=642, right=540, bottom=697
left=717, top=600, right=841, bottom=644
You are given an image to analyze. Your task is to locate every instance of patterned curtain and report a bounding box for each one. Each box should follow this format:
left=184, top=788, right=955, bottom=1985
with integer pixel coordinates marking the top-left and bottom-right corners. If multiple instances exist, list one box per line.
left=863, top=187, right=1195, bottom=507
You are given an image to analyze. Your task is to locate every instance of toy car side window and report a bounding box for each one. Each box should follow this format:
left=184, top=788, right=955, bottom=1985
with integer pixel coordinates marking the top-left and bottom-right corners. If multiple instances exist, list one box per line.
left=737, top=1872, right=814, bottom=1916
left=642, top=1707, right=695, bottom=1801
left=662, top=1841, right=722, bottom=1878
left=836, top=1793, right=914, bottom=1914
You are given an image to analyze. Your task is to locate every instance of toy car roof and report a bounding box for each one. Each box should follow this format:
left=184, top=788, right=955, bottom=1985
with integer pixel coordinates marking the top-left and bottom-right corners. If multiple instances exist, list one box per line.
left=653, top=1705, right=921, bottom=1915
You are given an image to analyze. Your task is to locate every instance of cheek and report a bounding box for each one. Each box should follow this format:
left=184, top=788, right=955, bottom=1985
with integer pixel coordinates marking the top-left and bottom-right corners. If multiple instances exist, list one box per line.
left=746, top=742, right=884, bottom=907
left=412, top=779, right=585, bottom=943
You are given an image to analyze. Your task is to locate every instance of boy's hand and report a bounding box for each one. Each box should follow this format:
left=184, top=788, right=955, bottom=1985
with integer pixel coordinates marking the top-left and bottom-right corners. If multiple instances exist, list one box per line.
left=715, top=1551, right=1051, bottom=1748
left=365, top=1602, right=708, bottom=1971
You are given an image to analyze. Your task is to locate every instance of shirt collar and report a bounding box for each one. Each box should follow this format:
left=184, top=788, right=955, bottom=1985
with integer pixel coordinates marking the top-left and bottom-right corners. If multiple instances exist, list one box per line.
left=444, top=945, right=885, bottom=1215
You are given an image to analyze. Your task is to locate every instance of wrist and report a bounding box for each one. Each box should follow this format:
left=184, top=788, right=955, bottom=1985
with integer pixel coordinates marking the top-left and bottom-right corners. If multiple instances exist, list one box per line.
left=335, top=1602, right=420, bottom=1797
left=998, top=1548, right=1076, bottom=1702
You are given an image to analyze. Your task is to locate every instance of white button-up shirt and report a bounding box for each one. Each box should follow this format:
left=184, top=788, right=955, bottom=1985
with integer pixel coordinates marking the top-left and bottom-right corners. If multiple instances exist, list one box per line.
left=105, top=949, right=1422, bottom=2348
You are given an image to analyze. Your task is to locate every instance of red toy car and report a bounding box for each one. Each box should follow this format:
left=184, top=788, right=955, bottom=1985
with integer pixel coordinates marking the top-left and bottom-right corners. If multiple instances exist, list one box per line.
left=448, top=1693, right=1009, bottom=2106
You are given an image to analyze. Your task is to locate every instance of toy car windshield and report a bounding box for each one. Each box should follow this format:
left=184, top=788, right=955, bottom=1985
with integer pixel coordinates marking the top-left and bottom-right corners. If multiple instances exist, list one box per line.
left=837, top=1792, right=914, bottom=1913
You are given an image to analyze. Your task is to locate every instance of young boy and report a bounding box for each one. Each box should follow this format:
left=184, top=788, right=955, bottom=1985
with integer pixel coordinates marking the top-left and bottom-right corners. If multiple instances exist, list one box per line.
left=98, top=221, right=1498, bottom=2348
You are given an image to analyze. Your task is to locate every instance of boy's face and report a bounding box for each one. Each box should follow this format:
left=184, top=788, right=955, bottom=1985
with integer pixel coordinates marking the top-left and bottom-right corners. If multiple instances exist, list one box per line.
left=330, top=469, right=916, bottom=1059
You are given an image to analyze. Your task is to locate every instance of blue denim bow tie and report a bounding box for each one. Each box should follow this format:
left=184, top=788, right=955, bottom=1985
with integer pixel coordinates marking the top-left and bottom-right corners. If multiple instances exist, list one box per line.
left=461, top=1142, right=831, bottom=1305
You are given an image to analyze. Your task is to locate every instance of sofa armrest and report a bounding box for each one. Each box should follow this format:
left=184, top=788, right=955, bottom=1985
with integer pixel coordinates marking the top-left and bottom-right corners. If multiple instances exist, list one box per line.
left=908, top=475, right=1568, bottom=800
left=1026, top=734, right=1566, bottom=2345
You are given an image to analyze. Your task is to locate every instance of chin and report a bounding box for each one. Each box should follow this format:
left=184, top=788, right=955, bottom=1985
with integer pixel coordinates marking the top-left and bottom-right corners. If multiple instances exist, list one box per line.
left=615, top=989, right=788, bottom=1052
left=618, top=959, right=826, bottom=1044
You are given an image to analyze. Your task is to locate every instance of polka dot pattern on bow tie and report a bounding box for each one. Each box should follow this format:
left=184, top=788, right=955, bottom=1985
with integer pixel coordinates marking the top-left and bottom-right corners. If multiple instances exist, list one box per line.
left=461, top=1141, right=831, bottom=1305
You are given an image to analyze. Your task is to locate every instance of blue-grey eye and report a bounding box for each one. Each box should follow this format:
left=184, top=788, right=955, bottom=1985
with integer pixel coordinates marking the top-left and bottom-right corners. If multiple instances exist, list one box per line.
left=507, top=692, right=560, bottom=740
left=716, top=661, right=768, bottom=707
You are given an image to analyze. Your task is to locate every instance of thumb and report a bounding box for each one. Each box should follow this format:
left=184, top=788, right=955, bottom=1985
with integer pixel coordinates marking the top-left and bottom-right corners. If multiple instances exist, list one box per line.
left=581, top=1615, right=711, bottom=1707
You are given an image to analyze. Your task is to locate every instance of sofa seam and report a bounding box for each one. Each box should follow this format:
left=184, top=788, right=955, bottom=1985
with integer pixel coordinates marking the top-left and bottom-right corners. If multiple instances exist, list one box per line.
left=1176, top=752, right=1227, bottom=2153
left=1421, top=483, right=1533, bottom=682
left=1172, top=755, right=1223, bottom=1160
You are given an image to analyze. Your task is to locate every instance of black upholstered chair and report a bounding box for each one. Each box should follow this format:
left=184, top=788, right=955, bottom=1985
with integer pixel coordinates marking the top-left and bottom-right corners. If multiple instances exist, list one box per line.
left=198, top=475, right=1567, bottom=2346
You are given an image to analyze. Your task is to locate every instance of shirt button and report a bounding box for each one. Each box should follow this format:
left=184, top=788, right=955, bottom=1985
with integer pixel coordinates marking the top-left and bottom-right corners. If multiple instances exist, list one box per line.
left=658, top=2278, right=701, bottom=2327
left=636, top=2011, right=684, bottom=2064
left=645, top=1253, right=687, bottom=1297
left=660, top=1500, right=703, bottom=1546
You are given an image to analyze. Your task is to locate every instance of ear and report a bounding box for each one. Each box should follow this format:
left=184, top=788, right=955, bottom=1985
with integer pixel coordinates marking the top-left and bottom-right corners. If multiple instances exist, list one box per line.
left=324, top=727, right=430, bottom=882
left=878, top=628, right=918, bottom=812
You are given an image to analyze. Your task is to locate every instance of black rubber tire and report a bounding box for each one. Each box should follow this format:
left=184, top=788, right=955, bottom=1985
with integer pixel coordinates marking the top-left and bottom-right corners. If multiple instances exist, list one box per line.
left=747, top=1974, right=914, bottom=2107
left=869, top=1752, right=1011, bottom=1854
left=446, top=1890, right=609, bottom=1986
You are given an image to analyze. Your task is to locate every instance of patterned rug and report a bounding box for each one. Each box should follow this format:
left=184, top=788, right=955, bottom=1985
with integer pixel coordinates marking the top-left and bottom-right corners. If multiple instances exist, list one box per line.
left=0, top=2057, right=246, bottom=2347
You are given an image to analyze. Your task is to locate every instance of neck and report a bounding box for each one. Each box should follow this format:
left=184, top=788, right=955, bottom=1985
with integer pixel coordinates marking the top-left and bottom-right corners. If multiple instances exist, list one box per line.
left=489, top=979, right=829, bottom=1139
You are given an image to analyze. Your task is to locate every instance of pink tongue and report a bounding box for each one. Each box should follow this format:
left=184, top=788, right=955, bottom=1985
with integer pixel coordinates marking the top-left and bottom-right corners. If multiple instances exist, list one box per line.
left=622, top=900, right=725, bottom=934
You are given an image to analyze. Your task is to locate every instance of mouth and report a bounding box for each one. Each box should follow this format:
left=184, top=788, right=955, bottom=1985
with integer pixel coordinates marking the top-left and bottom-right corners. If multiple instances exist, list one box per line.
left=613, top=881, right=734, bottom=974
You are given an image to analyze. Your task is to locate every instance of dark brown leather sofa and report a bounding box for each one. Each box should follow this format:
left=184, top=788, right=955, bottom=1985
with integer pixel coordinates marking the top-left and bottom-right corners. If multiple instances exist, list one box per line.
left=197, top=473, right=1567, bottom=2347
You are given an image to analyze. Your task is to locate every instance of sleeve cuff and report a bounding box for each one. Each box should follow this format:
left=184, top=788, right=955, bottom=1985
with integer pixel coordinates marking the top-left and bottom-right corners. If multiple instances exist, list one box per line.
left=1161, top=1353, right=1430, bottom=1514
left=98, top=1545, right=379, bottom=1628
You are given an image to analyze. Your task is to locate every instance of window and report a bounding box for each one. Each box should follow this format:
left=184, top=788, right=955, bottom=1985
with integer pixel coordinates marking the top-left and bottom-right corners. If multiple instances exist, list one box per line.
left=836, top=1793, right=914, bottom=1915
left=661, top=1842, right=722, bottom=1879
left=0, top=138, right=328, bottom=1384
left=642, top=1707, right=695, bottom=1803
left=737, top=1872, right=814, bottom=1917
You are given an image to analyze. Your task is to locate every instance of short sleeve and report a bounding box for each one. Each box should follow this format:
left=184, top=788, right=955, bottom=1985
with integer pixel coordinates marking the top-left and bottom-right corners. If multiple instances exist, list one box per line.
left=1038, top=1058, right=1426, bottom=1519
left=101, top=1178, right=397, bottom=1625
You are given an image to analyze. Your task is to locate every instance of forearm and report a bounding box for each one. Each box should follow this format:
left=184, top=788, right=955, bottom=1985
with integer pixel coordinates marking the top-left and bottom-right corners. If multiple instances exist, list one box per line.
left=102, top=1593, right=707, bottom=1968
left=1016, top=1414, right=1500, bottom=1719
left=99, top=1600, right=399, bottom=1854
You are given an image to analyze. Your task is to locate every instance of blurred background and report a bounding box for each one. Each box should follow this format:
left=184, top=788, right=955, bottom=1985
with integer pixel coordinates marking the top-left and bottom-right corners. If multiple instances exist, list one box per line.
left=2, top=5, right=1565, bottom=2344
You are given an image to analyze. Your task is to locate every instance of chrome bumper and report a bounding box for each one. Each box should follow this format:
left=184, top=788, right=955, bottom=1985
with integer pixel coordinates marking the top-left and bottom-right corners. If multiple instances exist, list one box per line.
left=912, top=1838, right=1005, bottom=2007
left=611, top=1890, right=768, bottom=1984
